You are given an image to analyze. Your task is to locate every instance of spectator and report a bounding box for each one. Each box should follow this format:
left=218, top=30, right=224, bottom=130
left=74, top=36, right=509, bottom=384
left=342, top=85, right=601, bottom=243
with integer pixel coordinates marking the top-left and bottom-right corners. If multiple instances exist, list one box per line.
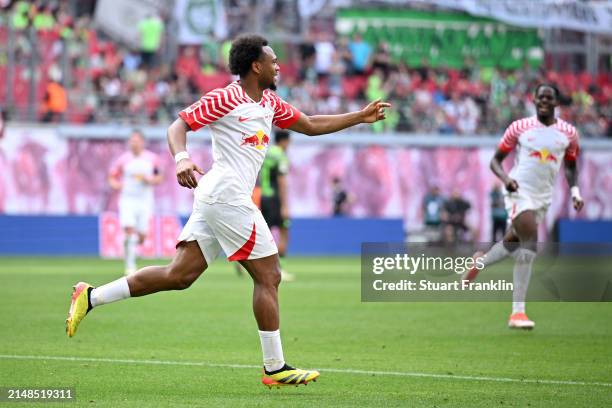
left=456, top=94, right=480, bottom=135
left=328, top=51, right=346, bottom=95
left=33, top=5, right=54, bottom=31
left=11, top=1, right=30, bottom=30
left=137, top=13, right=164, bottom=69
left=490, top=184, right=507, bottom=242
left=41, top=74, right=67, bottom=122
left=314, top=32, right=335, bottom=77
left=348, top=33, right=371, bottom=75
left=370, top=42, right=393, bottom=79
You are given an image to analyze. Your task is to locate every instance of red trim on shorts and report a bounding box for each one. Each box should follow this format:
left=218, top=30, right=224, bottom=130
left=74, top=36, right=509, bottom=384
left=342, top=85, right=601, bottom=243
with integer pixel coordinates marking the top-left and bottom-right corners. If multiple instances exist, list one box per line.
left=228, top=223, right=257, bottom=261
left=511, top=203, right=517, bottom=219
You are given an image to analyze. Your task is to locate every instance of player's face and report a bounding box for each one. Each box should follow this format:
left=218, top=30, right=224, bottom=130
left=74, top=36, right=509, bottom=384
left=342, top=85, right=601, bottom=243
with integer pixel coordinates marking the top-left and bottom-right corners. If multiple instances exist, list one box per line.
left=128, top=133, right=144, bottom=154
left=258, top=46, right=280, bottom=91
left=534, top=87, right=558, bottom=118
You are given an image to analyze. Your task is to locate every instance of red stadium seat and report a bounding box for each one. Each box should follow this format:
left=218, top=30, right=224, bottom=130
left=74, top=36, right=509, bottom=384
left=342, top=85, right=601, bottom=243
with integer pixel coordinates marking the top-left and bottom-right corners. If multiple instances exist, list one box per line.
left=195, top=73, right=232, bottom=93
left=341, top=76, right=367, bottom=99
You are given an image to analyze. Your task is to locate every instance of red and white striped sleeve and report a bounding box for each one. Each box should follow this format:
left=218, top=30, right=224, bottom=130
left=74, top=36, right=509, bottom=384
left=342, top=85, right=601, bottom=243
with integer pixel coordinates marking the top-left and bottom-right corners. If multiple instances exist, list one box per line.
left=498, top=119, right=527, bottom=153
left=269, top=93, right=301, bottom=129
left=559, top=121, right=580, bottom=161
left=178, top=87, right=241, bottom=131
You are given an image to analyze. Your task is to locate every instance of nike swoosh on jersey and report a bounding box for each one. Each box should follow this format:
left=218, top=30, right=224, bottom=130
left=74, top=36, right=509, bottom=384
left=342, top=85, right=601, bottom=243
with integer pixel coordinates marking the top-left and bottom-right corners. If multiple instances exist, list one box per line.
left=239, top=116, right=250, bottom=122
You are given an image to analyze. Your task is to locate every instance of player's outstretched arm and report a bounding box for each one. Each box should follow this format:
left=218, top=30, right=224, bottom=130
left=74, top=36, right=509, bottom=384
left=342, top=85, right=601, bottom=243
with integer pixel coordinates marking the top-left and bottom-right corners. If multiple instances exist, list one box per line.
left=491, top=149, right=518, bottom=192
left=289, top=99, right=391, bottom=136
left=167, top=117, right=204, bottom=189
left=564, top=158, right=584, bottom=211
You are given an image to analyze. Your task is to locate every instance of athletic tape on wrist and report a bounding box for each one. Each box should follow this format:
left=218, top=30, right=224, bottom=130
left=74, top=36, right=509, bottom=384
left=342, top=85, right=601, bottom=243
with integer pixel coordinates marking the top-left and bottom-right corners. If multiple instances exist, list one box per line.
left=174, top=151, right=190, bottom=163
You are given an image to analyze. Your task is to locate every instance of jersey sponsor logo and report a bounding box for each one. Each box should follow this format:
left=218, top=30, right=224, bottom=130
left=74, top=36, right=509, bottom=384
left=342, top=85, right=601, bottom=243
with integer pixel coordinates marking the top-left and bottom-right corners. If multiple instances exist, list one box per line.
left=240, top=130, right=270, bottom=150
left=238, top=116, right=251, bottom=122
left=529, top=148, right=558, bottom=163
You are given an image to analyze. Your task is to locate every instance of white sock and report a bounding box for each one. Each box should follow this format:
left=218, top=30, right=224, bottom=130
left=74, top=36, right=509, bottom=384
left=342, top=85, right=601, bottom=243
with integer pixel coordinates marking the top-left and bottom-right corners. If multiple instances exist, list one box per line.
left=125, top=234, right=138, bottom=270
left=258, top=330, right=285, bottom=372
left=90, top=277, right=131, bottom=308
left=482, top=241, right=511, bottom=268
left=512, top=248, right=536, bottom=314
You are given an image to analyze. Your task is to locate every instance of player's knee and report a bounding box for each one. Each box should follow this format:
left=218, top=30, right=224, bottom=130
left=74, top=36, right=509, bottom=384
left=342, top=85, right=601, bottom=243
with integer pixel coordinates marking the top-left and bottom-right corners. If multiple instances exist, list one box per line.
left=257, top=265, right=281, bottom=289
left=519, top=227, right=538, bottom=243
left=270, top=265, right=282, bottom=288
left=165, top=265, right=198, bottom=290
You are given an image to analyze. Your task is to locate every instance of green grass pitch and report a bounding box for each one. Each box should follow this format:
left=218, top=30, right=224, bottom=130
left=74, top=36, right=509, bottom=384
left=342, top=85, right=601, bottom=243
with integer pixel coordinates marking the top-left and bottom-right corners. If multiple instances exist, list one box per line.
left=1, top=256, right=611, bottom=407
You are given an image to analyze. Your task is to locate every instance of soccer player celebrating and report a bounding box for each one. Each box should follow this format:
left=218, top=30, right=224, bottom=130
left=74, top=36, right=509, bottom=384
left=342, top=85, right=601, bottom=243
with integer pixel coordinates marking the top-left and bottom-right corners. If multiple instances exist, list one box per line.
left=66, top=34, right=390, bottom=387
left=463, top=84, right=583, bottom=329
left=259, top=130, right=294, bottom=281
left=108, top=130, right=163, bottom=275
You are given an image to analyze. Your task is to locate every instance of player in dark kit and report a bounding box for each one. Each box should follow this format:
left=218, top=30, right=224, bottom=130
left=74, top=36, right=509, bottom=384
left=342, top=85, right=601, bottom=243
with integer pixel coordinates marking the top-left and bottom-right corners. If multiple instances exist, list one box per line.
left=259, top=130, right=294, bottom=281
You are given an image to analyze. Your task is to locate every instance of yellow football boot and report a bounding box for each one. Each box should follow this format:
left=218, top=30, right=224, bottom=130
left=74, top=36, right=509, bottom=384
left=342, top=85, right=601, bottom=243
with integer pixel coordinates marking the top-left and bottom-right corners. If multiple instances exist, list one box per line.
left=262, top=364, right=320, bottom=388
left=66, top=282, right=93, bottom=337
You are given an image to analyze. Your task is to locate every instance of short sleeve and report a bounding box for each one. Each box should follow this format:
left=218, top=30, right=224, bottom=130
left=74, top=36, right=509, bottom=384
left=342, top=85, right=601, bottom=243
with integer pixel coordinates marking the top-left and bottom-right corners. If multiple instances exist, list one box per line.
left=498, top=120, right=521, bottom=153
left=271, top=94, right=301, bottom=129
left=109, top=154, right=126, bottom=178
left=178, top=88, right=237, bottom=131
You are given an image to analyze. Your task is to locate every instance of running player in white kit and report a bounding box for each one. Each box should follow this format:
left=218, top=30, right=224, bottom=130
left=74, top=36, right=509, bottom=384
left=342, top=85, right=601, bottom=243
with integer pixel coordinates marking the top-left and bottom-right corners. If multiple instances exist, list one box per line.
left=108, top=130, right=163, bottom=275
left=66, top=34, right=391, bottom=387
left=463, top=84, right=584, bottom=329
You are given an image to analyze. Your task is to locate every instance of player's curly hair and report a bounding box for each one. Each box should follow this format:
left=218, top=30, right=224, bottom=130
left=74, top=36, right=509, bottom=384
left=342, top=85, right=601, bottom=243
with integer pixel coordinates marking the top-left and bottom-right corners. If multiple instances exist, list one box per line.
left=534, top=83, right=560, bottom=100
left=229, top=34, right=269, bottom=77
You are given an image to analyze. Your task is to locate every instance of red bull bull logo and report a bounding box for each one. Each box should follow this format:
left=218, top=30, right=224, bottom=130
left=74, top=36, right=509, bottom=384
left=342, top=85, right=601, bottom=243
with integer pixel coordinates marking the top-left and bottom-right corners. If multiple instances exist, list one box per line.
left=529, top=148, right=557, bottom=163
left=240, top=130, right=269, bottom=150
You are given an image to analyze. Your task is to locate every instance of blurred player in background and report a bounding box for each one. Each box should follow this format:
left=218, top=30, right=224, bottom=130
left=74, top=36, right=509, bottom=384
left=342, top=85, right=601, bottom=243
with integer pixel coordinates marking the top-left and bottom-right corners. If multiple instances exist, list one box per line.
left=258, top=130, right=294, bottom=281
left=67, top=34, right=390, bottom=387
left=463, top=84, right=584, bottom=329
left=108, top=130, right=163, bottom=275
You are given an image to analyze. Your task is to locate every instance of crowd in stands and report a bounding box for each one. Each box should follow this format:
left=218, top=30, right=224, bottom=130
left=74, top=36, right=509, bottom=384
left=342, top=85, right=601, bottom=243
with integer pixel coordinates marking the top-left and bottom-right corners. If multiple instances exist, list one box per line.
left=0, top=1, right=610, bottom=138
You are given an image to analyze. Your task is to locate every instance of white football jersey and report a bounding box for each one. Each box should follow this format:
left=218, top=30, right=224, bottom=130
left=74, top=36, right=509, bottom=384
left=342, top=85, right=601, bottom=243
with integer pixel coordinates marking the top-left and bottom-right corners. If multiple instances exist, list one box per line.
left=179, top=81, right=300, bottom=206
left=499, top=116, right=580, bottom=203
left=109, top=150, right=160, bottom=203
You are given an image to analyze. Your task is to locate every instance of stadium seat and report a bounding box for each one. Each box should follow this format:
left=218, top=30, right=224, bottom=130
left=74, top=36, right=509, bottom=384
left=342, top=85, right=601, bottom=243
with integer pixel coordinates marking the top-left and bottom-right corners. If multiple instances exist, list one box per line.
left=342, top=76, right=367, bottom=99
left=195, top=73, right=232, bottom=93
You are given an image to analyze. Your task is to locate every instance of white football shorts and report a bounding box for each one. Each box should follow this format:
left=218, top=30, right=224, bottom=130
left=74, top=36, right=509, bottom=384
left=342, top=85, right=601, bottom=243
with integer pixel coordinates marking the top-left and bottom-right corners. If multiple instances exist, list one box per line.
left=119, top=197, right=153, bottom=234
left=504, top=190, right=549, bottom=225
left=177, top=199, right=278, bottom=265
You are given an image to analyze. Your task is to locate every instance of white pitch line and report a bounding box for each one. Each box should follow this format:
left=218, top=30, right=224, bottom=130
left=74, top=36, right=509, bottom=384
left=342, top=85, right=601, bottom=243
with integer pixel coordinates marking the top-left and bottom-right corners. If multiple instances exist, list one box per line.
left=0, top=354, right=610, bottom=388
